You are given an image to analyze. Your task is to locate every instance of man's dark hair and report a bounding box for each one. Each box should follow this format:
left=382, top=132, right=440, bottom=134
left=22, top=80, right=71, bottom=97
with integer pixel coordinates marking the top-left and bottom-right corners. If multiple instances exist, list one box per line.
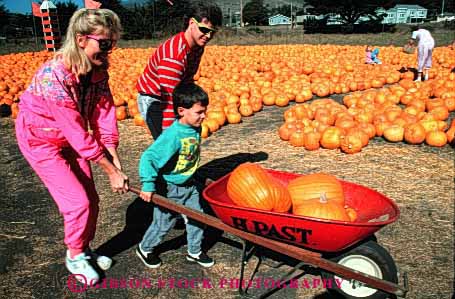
left=184, top=1, right=223, bottom=29
left=173, top=83, right=209, bottom=118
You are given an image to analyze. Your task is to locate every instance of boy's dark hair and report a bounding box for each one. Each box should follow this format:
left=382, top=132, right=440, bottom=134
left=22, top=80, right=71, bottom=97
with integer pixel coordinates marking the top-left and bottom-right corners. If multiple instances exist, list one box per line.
left=184, top=1, right=223, bottom=29
left=173, top=83, right=209, bottom=118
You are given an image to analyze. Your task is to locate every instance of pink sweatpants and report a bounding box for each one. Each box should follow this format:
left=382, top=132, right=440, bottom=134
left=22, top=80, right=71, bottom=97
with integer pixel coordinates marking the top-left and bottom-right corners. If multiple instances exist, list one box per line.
left=15, top=113, right=99, bottom=252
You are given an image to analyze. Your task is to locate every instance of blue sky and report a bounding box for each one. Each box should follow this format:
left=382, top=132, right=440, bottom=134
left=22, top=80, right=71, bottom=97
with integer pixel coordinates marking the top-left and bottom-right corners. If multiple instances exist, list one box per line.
left=4, top=0, right=85, bottom=14
left=3, top=0, right=144, bottom=14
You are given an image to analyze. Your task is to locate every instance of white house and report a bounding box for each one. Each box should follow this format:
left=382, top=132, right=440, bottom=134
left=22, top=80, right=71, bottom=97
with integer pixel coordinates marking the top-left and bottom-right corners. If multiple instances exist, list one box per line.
left=378, top=5, right=427, bottom=24
left=268, top=14, right=291, bottom=26
left=297, top=4, right=428, bottom=26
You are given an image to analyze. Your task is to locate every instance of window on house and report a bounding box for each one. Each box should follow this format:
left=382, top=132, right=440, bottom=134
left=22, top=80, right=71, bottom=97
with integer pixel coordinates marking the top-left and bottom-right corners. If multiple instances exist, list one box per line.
left=399, top=13, right=405, bottom=18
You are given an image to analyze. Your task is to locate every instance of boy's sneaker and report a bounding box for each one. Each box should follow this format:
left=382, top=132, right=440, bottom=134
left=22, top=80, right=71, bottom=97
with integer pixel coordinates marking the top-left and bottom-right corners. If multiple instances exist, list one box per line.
left=186, top=251, right=215, bottom=268
left=65, top=251, right=100, bottom=285
left=414, top=77, right=421, bottom=82
left=87, top=249, right=113, bottom=271
left=424, top=73, right=429, bottom=81
left=135, top=244, right=162, bottom=268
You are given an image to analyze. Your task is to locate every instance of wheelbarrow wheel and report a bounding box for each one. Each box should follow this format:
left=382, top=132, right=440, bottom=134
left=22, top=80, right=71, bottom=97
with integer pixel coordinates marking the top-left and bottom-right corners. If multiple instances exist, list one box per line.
left=321, top=240, right=398, bottom=299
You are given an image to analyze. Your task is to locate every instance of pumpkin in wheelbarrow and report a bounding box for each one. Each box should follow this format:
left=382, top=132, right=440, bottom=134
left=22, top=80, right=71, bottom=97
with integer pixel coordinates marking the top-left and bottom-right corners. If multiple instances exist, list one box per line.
left=226, top=162, right=292, bottom=212
left=293, top=193, right=350, bottom=222
left=287, top=173, right=345, bottom=210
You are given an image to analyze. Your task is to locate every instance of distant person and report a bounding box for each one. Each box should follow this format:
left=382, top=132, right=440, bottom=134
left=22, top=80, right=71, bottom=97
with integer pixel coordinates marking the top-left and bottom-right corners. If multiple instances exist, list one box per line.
left=409, top=26, right=435, bottom=81
left=136, top=1, right=222, bottom=139
left=15, top=9, right=129, bottom=284
left=136, top=83, right=215, bottom=269
left=365, top=45, right=381, bottom=64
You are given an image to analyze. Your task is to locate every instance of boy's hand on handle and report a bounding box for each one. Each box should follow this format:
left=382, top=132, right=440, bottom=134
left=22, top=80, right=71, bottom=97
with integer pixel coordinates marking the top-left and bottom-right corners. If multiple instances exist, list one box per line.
left=139, top=191, right=154, bottom=202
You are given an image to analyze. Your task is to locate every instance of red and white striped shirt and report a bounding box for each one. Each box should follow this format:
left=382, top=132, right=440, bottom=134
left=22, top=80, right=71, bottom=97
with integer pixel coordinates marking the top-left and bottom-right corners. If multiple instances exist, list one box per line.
left=136, top=32, right=204, bottom=129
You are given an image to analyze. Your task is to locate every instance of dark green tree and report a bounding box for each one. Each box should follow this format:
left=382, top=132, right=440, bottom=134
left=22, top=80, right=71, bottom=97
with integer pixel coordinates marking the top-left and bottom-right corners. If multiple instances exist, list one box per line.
left=99, top=0, right=124, bottom=13
left=0, top=0, right=9, bottom=33
left=243, top=0, right=269, bottom=26
left=269, top=4, right=292, bottom=17
left=55, top=1, right=78, bottom=36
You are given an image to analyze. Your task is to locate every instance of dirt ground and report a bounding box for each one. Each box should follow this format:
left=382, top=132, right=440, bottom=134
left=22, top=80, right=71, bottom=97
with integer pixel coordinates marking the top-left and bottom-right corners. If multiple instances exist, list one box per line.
left=0, top=101, right=454, bottom=299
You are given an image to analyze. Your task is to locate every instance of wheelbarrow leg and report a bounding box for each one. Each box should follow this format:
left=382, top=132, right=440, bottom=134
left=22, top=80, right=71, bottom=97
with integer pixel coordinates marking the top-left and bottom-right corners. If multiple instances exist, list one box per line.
left=257, top=261, right=307, bottom=299
left=238, top=241, right=310, bottom=298
left=238, top=240, right=262, bottom=295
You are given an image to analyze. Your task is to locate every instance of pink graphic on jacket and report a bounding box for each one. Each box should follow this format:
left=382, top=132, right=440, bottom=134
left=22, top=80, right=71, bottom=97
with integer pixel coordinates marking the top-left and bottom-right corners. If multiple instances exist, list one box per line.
left=15, top=57, right=118, bottom=252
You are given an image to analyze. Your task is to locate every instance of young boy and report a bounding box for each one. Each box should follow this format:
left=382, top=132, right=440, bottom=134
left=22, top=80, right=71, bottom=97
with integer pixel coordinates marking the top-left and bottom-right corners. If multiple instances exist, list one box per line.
left=136, top=82, right=214, bottom=268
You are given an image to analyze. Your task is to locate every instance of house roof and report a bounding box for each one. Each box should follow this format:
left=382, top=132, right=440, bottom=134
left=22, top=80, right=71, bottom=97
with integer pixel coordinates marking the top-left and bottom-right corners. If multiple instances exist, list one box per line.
left=269, top=14, right=291, bottom=20
left=393, top=4, right=426, bottom=10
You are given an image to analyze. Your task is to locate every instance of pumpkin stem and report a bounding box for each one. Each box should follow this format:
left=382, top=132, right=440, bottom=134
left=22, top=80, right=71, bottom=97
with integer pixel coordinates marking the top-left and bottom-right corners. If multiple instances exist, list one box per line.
left=319, top=192, right=328, bottom=203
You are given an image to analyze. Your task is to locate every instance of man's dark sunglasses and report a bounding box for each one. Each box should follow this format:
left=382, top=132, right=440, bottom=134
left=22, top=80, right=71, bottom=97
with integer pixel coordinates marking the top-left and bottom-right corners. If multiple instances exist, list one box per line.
left=191, top=18, right=217, bottom=36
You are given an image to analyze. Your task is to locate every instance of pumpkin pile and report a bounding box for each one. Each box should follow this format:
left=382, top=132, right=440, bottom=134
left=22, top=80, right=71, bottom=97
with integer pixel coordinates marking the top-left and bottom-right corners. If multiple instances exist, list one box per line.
left=226, top=163, right=357, bottom=222
left=1, top=45, right=454, bottom=149
left=278, top=70, right=455, bottom=151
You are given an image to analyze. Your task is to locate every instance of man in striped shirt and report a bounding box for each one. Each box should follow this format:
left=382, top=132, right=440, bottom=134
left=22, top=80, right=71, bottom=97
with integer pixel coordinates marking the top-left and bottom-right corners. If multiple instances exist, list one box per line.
left=136, top=3, right=222, bottom=139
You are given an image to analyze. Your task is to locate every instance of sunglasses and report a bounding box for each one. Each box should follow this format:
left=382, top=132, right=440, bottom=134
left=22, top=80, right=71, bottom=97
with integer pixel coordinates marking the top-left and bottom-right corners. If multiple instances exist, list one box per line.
left=191, top=18, right=217, bottom=36
left=86, top=35, right=116, bottom=52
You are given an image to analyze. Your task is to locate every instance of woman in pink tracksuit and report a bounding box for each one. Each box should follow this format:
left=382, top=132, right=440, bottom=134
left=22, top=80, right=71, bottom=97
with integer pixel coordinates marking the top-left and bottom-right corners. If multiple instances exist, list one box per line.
left=15, top=8, right=128, bottom=284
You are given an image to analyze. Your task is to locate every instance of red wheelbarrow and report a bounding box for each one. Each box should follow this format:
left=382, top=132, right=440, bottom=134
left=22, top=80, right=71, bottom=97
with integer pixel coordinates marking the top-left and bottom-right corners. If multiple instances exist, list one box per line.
left=130, top=168, right=408, bottom=299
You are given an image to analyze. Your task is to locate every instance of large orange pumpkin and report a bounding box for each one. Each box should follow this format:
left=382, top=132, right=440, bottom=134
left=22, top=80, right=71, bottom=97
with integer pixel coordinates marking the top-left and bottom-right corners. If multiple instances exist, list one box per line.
left=293, top=193, right=350, bottom=222
left=287, top=173, right=345, bottom=209
left=404, top=123, right=426, bottom=144
left=226, top=163, right=275, bottom=211
left=425, top=131, right=447, bottom=147
left=340, top=133, right=363, bottom=154
left=320, top=127, right=344, bottom=149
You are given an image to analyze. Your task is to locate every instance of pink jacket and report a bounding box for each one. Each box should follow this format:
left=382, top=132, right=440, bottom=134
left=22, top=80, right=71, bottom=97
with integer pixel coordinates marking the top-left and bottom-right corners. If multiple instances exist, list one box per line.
left=365, top=51, right=373, bottom=64
left=18, top=58, right=118, bottom=162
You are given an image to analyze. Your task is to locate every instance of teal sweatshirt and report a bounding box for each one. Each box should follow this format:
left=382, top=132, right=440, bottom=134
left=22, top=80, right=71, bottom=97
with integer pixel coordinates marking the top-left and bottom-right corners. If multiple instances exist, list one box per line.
left=139, top=120, right=201, bottom=192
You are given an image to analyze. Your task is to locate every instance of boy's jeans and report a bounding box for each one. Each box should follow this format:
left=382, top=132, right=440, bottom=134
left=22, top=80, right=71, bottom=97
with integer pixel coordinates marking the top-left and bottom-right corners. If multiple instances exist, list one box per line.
left=137, top=93, right=162, bottom=139
left=140, top=182, right=204, bottom=255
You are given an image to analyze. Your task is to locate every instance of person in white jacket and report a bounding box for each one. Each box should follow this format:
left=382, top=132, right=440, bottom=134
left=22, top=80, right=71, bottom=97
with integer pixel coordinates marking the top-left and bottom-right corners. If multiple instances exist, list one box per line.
left=409, top=26, right=435, bottom=82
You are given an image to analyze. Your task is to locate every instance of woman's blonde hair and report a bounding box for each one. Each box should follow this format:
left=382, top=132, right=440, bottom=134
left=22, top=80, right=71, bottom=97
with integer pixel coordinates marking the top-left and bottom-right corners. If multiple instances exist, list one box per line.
left=56, top=8, right=122, bottom=77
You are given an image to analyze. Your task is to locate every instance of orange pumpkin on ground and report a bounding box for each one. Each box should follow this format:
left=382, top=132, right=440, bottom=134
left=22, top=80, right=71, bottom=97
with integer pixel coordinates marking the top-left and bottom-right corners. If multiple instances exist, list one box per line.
left=340, top=133, right=364, bottom=154
left=425, top=131, right=447, bottom=147
left=404, top=123, right=426, bottom=144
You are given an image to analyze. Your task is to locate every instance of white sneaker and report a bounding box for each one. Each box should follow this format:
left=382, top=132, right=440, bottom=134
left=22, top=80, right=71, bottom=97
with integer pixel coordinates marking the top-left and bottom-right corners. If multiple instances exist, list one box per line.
left=424, top=74, right=429, bottom=81
left=65, top=251, right=100, bottom=285
left=414, top=77, right=421, bottom=82
left=87, top=249, right=113, bottom=271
